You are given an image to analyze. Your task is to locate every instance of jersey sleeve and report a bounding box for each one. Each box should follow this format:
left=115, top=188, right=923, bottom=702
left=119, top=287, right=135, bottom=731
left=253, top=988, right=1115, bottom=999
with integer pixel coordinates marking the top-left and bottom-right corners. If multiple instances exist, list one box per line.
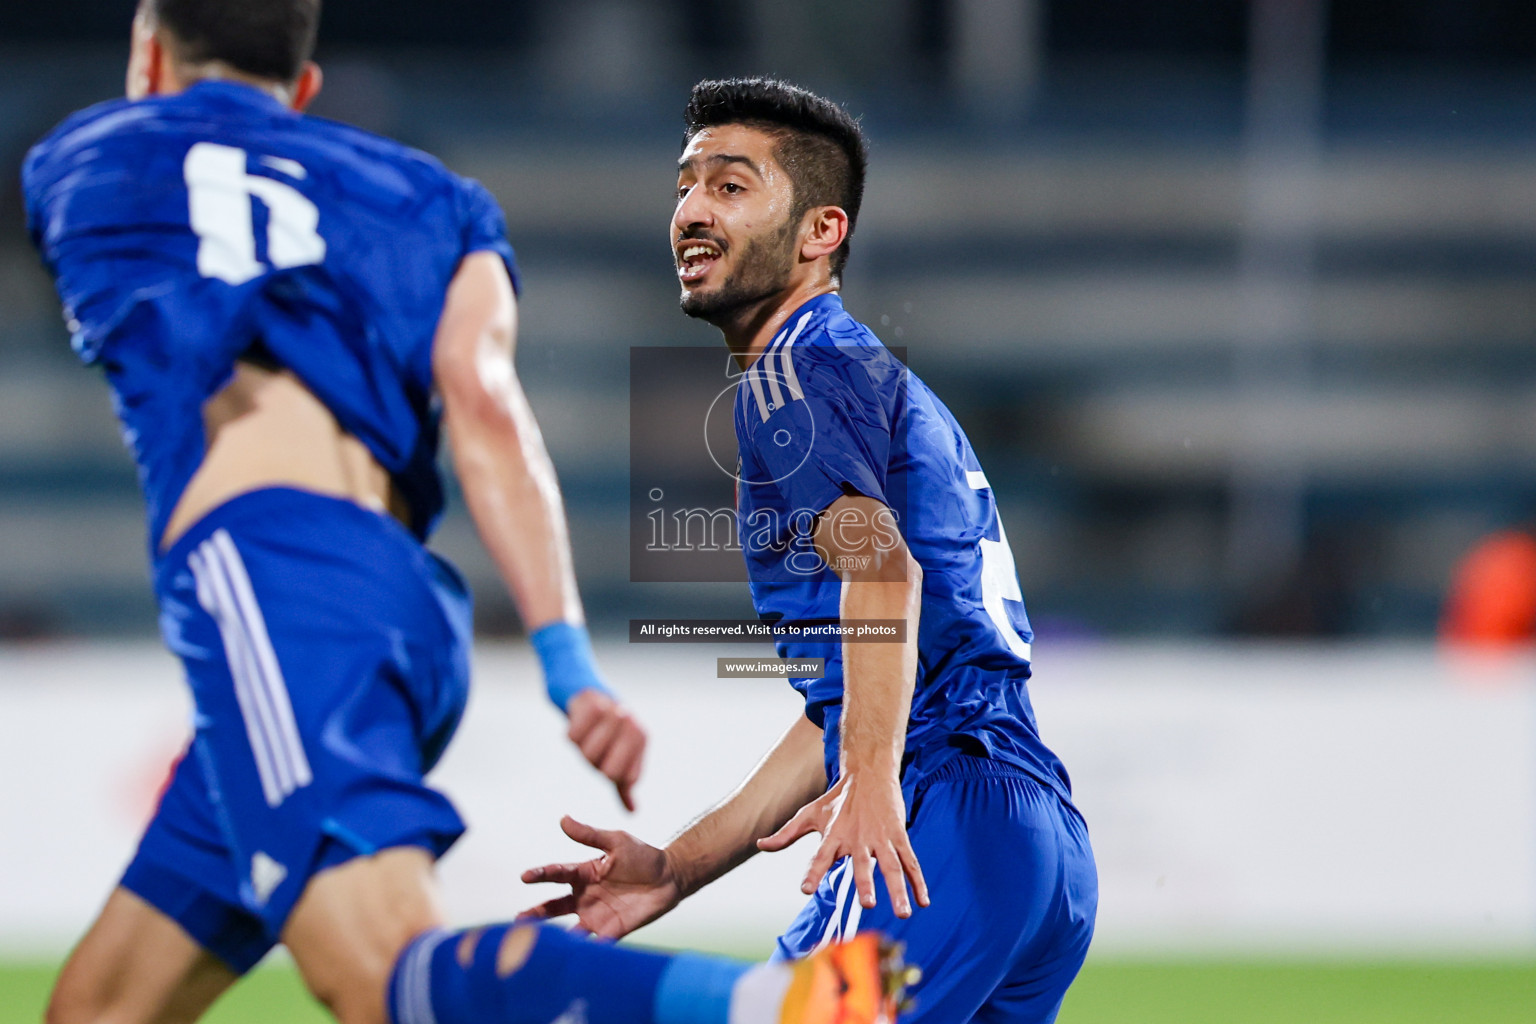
left=455, top=175, right=521, bottom=296
left=744, top=348, right=892, bottom=520
left=22, top=132, right=66, bottom=274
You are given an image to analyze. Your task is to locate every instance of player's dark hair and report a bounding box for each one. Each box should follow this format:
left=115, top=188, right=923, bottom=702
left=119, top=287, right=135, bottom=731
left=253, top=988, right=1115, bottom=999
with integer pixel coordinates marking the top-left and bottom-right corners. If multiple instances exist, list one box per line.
left=684, top=78, right=868, bottom=279
left=149, top=0, right=320, bottom=83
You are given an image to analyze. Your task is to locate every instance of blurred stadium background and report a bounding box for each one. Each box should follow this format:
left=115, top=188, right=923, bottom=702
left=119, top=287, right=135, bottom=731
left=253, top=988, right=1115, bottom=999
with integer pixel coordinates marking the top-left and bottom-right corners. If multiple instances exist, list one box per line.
left=3, top=0, right=1536, bottom=1020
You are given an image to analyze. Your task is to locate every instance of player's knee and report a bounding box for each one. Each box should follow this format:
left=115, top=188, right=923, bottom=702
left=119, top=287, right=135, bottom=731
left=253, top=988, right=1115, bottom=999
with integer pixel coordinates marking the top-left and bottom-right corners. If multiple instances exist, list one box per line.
left=43, top=979, right=112, bottom=1024
left=299, top=952, right=397, bottom=1024
left=304, top=973, right=392, bottom=1024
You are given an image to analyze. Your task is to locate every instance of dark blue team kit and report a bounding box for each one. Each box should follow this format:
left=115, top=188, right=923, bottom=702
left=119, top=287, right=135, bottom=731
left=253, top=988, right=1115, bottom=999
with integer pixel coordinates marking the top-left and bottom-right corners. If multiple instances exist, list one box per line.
left=25, top=81, right=1093, bottom=1020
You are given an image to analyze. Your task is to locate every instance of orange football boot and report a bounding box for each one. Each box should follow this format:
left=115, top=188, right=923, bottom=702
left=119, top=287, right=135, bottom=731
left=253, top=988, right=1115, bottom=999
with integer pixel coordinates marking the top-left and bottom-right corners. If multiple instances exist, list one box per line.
left=778, top=933, right=919, bottom=1024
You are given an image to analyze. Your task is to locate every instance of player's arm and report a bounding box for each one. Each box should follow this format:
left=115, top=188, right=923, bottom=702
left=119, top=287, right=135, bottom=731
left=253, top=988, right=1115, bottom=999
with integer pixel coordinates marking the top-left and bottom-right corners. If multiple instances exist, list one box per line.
left=756, top=494, right=930, bottom=918
left=520, top=712, right=826, bottom=938
left=433, top=250, right=645, bottom=809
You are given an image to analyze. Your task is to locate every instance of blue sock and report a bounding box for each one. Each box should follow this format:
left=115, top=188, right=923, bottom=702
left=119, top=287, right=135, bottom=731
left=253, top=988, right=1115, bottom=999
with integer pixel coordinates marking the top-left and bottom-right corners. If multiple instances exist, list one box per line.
left=387, top=922, right=754, bottom=1024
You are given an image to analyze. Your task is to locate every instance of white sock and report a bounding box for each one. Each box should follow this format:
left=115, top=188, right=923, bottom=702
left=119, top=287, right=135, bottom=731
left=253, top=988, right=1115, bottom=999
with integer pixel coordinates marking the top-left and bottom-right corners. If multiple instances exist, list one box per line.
left=727, top=961, right=794, bottom=1024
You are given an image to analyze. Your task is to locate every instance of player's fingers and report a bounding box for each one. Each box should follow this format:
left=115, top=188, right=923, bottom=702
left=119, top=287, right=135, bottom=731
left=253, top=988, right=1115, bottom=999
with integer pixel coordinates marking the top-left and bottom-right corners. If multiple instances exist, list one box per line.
left=565, top=692, right=604, bottom=743
left=895, top=835, right=930, bottom=908
left=622, top=722, right=647, bottom=789
left=800, top=842, right=842, bottom=896
left=560, top=814, right=622, bottom=854
left=853, top=848, right=880, bottom=910
left=757, top=806, right=817, bottom=853
left=522, top=858, right=601, bottom=887
left=596, top=730, right=635, bottom=780
left=517, top=894, right=579, bottom=921
left=587, top=914, right=630, bottom=941
left=616, top=737, right=645, bottom=812
left=574, top=707, right=624, bottom=766
left=878, top=842, right=912, bottom=918
left=597, top=726, right=644, bottom=812
left=598, top=723, right=645, bottom=791
left=520, top=863, right=573, bottom=884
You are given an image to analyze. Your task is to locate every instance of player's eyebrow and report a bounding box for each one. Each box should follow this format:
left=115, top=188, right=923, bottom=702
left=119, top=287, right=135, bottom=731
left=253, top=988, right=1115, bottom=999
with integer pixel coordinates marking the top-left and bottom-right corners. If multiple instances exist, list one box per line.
left=676, top=153, right=762, bottom=177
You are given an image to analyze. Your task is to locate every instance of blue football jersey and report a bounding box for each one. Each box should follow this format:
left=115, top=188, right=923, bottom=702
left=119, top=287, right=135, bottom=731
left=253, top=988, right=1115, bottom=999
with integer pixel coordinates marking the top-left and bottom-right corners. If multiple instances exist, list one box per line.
left=734, top=293, right=1071, bottom=799
left=23, top=81, right=518, bottom=557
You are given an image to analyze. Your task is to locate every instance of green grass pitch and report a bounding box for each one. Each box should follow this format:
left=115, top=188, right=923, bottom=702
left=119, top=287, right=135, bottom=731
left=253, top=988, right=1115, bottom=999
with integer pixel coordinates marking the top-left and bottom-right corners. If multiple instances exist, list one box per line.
left=3, top=958, right=1533, bottom=1022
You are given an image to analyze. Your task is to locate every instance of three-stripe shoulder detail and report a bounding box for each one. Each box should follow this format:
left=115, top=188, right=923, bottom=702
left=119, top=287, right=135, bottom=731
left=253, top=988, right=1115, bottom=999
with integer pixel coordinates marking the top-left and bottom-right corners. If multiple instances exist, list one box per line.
left=743, top=309, right=815, bottom=423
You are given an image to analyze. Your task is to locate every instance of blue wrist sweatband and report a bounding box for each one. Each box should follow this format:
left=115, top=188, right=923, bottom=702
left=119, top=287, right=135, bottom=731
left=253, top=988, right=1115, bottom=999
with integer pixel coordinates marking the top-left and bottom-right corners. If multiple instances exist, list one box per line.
left=530, top=621, right=614, bottom=713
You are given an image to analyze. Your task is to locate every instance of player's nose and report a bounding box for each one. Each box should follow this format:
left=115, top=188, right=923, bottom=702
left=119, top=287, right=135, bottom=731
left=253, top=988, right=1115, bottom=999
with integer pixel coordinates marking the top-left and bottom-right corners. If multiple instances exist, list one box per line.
left=672, top=186, right=713, bottom=233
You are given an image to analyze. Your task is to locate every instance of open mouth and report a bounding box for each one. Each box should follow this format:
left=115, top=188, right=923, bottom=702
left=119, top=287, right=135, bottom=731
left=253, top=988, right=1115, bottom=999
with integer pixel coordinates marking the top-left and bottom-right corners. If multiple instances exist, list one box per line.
left=677, top=240, right=723, bottom=283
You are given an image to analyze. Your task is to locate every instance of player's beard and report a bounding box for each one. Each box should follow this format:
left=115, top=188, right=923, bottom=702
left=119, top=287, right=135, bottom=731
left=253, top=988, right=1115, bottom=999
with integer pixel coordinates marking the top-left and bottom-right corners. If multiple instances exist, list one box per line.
left=679, top=214, right=800, bottom=325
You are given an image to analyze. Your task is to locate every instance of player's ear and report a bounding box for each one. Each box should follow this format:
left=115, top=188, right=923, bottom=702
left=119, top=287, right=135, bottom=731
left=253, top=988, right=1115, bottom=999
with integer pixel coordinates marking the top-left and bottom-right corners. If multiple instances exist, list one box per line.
left=290, top=62, right=323, bottom=112
left=799, top=206, right=849, bottom=265
left=126, top=10, right=163, bottom=100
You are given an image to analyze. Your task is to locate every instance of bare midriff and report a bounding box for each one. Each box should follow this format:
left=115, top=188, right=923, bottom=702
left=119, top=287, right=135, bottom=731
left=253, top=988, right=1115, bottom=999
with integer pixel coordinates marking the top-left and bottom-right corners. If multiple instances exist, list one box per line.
left=159, top=361, right=410, bottom=552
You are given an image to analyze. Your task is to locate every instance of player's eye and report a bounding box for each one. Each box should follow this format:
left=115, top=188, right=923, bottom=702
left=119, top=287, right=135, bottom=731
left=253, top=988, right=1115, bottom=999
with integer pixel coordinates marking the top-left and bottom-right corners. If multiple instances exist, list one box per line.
left=721, top=182, right=744, bottom=195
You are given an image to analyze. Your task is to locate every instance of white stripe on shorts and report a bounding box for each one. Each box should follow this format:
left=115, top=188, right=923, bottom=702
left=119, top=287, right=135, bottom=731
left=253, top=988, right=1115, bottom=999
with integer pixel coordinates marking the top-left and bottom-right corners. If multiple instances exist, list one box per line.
left=813, top=858, right=859, bottom=953
left=190, top=544, right=287, bottom=805
left=190, top=529, right=313, bottom=807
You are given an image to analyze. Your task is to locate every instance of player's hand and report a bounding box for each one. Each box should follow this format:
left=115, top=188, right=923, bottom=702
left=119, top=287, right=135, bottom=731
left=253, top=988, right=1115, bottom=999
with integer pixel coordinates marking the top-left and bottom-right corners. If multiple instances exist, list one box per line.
left=757, top=769, right=929, bottom=918
left=565, top=688, right=647, bottom=811
left=519, top=815, right=682, bottom=939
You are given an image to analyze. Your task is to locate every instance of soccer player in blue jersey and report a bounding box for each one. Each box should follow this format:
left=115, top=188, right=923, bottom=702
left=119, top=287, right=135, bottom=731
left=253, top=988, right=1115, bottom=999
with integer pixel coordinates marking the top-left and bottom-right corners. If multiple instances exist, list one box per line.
left=25, top=8, right=904, bottom=1024
left=521, top=79, right=1098, bottom=1022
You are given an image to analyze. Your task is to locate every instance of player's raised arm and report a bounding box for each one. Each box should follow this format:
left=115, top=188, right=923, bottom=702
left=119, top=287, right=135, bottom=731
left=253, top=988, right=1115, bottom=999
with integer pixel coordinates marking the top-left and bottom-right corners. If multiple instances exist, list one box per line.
left=757, top=494, right=930, bottom=918
left=433, top=250, right=646, bottom=809
left=521, top=712, right=827, bottom=938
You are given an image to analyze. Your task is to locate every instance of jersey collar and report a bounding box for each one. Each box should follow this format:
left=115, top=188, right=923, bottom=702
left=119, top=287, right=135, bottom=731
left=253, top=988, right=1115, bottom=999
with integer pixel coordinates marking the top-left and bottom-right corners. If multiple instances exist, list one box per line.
left=183, top=79, right=293, bottom=115
left=766, top=291, right=843, bottom=348
left=784, top=291, right=844, bottom=325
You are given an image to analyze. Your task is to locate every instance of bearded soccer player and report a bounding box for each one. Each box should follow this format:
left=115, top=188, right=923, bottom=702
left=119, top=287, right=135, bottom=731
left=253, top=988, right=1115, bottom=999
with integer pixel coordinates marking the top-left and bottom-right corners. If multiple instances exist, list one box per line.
left=25, top=7, right=905, bottom=1024
left=522, top=80, right=1098, bottom=1022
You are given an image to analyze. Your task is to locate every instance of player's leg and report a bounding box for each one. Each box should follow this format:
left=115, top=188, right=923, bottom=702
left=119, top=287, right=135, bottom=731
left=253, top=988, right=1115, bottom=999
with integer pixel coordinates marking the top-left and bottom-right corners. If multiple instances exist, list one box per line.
left=966, top=808, right=1096, bottom=1023
left=966, top=938, right=1094, bottom=1024
left=279, top=845, right=443, bottom=1024
left=382, top=918, right=903, bottom=1024
left=966, top=778, right=1096, bottom=1024
left=911, top=765, right=1094, bottom=1024
left=45, top=888, right=237, bottom=1024
left=285, top=849, right=679, bottom=1024
left=774, top=757, right=1096, bottom=1024
left=47, top=738, right=281, bottom=1024
left=280, top=843, right=904, bottom=1024
left=175, top=493, right=903, bottom=1024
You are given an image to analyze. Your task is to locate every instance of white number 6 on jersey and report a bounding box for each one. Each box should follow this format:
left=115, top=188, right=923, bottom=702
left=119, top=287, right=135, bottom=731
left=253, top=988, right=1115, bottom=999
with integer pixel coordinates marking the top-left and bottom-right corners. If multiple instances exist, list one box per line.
left=184, top=142, right=326, bottom=285
left=969, top=470, right=1033, bottom=660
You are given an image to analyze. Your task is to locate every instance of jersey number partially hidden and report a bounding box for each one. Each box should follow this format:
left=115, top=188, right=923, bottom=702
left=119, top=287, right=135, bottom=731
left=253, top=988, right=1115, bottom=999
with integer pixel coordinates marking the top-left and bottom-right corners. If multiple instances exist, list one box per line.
left=969, top=470, right=1033, bottom=660
left=185, top=142, right=326, bottom=285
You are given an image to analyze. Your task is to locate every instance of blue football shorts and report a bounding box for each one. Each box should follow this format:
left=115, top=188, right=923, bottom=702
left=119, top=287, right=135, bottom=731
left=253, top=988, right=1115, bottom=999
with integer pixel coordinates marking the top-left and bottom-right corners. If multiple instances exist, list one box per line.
left=120, top=487, right=473, bottom=973
left=774, top=756, right=1097, bottom=1024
